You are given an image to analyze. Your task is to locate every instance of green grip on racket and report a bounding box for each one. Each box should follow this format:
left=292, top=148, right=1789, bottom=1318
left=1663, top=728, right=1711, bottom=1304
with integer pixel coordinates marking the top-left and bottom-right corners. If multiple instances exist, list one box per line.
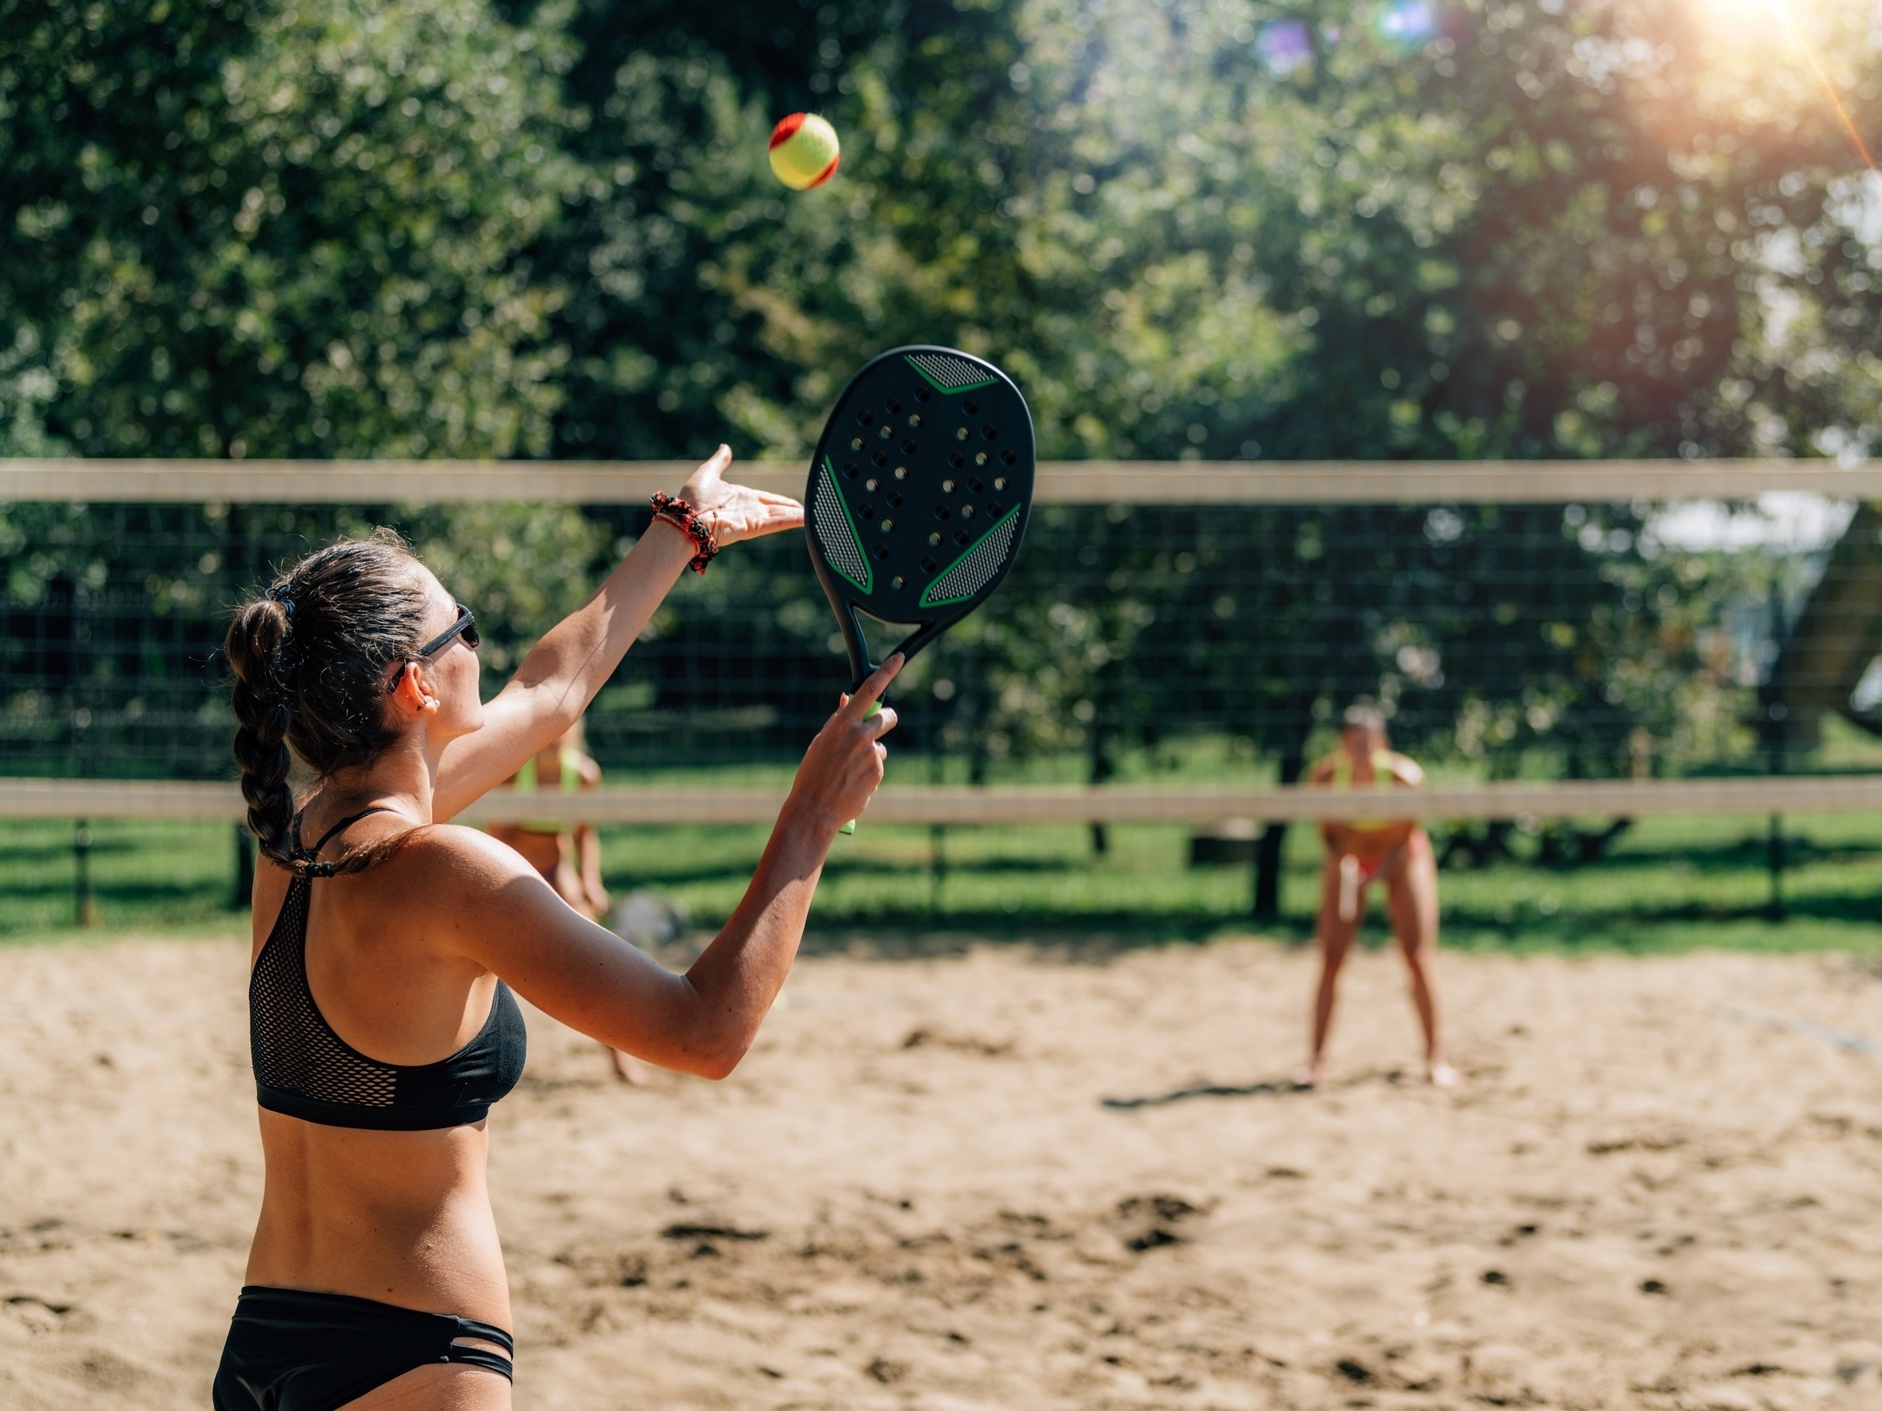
left=838, top=697, right=882, bottom=836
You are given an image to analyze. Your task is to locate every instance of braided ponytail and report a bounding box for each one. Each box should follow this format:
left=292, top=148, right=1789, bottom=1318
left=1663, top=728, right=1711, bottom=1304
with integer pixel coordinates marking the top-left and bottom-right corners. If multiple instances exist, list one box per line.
left=227, top=595, right=299, bottom=868
left=224, top=530, right=432, bottom=877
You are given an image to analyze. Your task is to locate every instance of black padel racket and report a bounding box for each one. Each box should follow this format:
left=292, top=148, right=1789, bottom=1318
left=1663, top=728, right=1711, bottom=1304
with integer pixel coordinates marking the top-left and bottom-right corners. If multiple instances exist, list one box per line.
left=805, top=345, right=1036, bottom=829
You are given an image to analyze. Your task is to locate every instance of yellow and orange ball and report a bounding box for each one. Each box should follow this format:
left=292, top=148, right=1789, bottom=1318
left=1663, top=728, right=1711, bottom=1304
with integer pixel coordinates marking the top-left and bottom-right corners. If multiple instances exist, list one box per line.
left=768, top=112, right=841, bottom=190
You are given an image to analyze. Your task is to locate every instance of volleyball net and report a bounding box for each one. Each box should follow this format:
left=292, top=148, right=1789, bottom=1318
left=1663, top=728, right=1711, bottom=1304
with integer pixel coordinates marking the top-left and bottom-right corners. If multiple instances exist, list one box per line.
left=4, top=457, right=1882, bottom=833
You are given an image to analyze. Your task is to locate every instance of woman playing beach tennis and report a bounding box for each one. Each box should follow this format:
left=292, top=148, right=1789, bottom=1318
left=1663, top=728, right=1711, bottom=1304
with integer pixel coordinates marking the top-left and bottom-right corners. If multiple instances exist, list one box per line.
left=215, top=447, right=900, bottom=1410
left=1297, top=700, right=1456, bottom=1090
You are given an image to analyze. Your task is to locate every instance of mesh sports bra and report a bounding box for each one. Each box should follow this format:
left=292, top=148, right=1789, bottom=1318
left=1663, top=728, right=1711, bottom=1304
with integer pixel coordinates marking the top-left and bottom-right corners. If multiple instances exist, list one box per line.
left=249, top=808, right=527, bottom=1131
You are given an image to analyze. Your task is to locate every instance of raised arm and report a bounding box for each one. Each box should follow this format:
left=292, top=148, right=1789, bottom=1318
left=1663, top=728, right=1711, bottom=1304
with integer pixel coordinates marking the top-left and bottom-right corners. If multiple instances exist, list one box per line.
left=440, top=657, right=903, bottom=1076
left=431, top=447, right=803, bottom=820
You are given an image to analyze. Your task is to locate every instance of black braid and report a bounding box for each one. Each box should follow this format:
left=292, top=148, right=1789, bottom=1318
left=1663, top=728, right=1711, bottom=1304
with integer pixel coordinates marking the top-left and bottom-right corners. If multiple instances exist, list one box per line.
left=227, top=595, right=299, bottom=870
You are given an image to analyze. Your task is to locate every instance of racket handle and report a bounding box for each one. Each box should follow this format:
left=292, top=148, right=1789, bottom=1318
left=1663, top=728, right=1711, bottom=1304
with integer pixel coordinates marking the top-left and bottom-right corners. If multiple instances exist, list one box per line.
left=838, top=698, right=882, bottom=836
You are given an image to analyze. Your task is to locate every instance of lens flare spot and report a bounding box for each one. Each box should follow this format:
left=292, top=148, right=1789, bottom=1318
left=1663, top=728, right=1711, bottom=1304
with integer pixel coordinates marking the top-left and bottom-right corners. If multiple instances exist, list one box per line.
left=1254, top=20, right=1312, bottom=76
left=1374, top=0, right=1437, bottom=52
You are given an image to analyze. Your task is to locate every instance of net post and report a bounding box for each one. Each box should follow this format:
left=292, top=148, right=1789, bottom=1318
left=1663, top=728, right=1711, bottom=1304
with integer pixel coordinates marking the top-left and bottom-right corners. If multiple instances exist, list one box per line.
left=73, top=820, right=97, bottom=927
left=232, top=823, right=254, bottom=912
left=1251, top=823, right=1286, bottom=923
left=1766, top=813, right=1786, bottom=922
left=930, top=823, right=946, bottom=914
left=928, top=751, right=946, bottom=914
left=1252, top=741, right=1306, bottom=925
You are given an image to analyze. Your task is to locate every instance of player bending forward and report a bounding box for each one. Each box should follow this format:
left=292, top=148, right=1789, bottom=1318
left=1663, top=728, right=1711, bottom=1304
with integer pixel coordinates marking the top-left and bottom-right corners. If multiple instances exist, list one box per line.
left=214, top=447, right=901, bottom=1410
left=1297, top=700, right=1457, bottom=1089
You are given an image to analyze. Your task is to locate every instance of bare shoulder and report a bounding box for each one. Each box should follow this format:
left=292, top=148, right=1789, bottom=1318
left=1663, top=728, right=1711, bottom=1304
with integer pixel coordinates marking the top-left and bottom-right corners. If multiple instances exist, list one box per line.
left=1387, top=753, right=1426, bottom=786
left=386, top=822, right=537, bottom=889
left=575, top=753, right=604, bottom=787
left=248, top=855, right=296, bottom=955
left=1306, top=753, right=1339, bottom=784
left=375, top=824, right=575, bottom=965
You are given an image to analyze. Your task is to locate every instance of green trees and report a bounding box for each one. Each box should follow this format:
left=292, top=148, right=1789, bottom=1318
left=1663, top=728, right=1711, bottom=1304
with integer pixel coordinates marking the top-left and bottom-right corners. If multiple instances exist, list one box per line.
left=0, top=0, right=601, bottom=776
left=1, top=0, right=577, bottom=459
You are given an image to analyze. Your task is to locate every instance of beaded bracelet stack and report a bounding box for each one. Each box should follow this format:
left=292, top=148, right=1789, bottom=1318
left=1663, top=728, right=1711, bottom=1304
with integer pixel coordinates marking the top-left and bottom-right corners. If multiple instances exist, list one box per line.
left=649, top=492, right=721, bottom=575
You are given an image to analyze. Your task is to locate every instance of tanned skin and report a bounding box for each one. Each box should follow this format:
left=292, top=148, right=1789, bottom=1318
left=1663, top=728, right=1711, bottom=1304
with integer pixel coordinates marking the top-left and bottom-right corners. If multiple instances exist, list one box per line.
left=244, top=449, right=902, bottom=1409
left=1299, top=720, right=1455, bottom=1090
left=486, top=726, right=653, bottom=1083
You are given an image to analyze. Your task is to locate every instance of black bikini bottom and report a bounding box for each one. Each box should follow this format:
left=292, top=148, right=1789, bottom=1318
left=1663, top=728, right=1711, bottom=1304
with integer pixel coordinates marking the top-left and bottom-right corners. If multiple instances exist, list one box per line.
left=213, top=1285, right=514, bottom=1411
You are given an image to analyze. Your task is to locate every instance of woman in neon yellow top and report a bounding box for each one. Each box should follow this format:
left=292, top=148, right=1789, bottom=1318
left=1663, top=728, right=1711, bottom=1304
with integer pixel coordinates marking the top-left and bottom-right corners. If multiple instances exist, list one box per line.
left=1299, top=700, right=1455, bottom=1089
left=489, top=721, right=608, bottom=915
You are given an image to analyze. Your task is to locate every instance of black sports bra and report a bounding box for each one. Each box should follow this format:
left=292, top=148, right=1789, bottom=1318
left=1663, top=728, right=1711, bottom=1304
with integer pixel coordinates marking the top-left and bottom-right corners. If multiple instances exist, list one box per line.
left=249, top=807, right=527, bottom=1131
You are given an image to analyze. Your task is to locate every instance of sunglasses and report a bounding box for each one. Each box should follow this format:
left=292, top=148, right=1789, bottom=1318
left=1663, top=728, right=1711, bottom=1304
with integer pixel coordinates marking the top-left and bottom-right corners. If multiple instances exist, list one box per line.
left=388, top=603, right=479, bottom=692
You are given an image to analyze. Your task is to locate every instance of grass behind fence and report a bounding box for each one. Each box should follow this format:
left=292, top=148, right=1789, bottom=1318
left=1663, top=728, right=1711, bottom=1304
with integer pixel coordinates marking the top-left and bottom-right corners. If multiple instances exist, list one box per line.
left=3, top=811, right=1880, bottom=955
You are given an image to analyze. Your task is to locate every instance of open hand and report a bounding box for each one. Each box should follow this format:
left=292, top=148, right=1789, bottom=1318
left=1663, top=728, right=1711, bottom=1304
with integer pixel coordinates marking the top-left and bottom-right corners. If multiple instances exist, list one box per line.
left=682, top=445, right=804, bottom=546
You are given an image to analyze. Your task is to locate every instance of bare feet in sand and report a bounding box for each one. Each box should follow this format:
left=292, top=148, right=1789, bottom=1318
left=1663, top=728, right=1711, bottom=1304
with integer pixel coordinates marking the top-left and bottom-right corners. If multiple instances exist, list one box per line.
left=1291, top=1061, right=1456, bottom=1089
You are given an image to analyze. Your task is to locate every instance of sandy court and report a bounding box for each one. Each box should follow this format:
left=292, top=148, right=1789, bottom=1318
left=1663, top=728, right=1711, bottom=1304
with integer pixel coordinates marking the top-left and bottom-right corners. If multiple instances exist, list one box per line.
left=1, top=933, right=1880, bottom=1410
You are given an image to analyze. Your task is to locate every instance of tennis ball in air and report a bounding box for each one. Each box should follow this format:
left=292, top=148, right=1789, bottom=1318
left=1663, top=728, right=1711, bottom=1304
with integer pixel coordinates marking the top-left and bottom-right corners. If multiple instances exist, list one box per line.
left=768, top=112, right=841, bottom=190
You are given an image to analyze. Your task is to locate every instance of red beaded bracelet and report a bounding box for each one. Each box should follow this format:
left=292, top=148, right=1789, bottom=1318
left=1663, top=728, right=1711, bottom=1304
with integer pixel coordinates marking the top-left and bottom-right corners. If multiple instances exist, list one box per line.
left=649, top=492, right=721, bottom=574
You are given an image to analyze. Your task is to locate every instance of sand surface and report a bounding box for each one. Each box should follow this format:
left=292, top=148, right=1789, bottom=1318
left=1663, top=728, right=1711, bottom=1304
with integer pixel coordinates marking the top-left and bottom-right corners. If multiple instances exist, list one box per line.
left=2, top=932, right=1881, bottom=1409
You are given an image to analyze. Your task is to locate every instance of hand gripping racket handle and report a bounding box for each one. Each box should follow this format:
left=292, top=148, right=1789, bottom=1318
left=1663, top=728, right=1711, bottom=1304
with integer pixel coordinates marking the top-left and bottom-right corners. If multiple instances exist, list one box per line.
left=838, top=698, right=882, bottom=836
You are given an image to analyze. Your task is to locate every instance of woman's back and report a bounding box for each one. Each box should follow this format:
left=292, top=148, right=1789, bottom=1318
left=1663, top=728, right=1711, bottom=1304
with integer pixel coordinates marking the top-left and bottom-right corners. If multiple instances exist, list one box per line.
left=245, top=813, right=517, bottom=1323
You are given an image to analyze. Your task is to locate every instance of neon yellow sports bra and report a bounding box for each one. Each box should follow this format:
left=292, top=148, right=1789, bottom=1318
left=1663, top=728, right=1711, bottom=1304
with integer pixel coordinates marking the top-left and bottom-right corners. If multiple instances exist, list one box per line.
left=511, top=747, right=584, bottom=835
left=1329, top=749, right=1402, bottom=833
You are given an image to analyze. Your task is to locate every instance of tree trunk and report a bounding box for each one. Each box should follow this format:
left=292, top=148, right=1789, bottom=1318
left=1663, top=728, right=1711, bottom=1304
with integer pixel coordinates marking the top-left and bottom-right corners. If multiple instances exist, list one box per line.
left=1764, top=502, right=1882, bottom=750
left=1087, top=677, right=1115, bottom=855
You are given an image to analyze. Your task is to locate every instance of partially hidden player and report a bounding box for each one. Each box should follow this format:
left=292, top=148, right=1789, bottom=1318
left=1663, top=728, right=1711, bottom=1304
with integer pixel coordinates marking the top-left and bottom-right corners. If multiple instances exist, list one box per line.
left=485, top=718, right=652, bottom=1084
left=215, top=446, right=901, bottom=1410
left=1297, top=700, right=1457, bottom=1090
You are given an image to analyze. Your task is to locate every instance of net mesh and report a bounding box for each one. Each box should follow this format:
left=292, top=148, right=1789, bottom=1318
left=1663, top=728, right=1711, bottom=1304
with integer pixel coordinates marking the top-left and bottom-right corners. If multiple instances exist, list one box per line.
left=922, top=506, right=1020, bottom=606
left=0, top=472, right=1874, bottom=791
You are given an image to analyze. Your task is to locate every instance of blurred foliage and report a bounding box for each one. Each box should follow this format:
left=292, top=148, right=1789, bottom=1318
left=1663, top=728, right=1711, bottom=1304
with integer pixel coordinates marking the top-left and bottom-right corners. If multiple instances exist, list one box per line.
left=0, top=0, right=578, bottom=458
left=4, top=0, right=1882, bottom=793
left=406, top=502, right=615, bottom=676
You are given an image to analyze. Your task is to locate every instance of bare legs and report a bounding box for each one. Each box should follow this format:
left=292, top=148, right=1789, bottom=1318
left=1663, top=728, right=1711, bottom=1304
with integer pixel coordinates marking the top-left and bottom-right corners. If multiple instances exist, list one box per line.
left=1298, top=855, right=1355, bottom=1088
left=339, top=1362, right=510, bottom=1410
left=1301, top=829, right=1453, bottom=1087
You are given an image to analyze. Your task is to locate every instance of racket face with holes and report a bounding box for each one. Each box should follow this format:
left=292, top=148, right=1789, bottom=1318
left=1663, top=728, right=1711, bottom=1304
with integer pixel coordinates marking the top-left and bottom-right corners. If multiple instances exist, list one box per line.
left=804, top=346, right=1036, bottom=690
